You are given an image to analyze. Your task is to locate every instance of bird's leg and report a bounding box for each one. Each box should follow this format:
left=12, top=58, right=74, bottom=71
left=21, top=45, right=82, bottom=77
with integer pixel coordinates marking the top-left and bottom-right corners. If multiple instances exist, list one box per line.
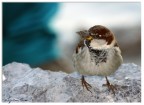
left=103, top=76, right=117, bottom=95
left=81, top=75, right=92, bottom=93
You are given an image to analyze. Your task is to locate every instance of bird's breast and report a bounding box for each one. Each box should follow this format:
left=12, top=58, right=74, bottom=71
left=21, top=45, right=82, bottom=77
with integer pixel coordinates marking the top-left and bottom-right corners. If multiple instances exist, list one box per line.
left=89, top=49, right=108, bottom=65
left=73, top=46, right=123, bottom=76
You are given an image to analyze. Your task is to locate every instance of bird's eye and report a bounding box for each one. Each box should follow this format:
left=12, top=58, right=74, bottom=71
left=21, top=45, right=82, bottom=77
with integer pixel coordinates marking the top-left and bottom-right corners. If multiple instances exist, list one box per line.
left=99, top=35, right=102, bottom=37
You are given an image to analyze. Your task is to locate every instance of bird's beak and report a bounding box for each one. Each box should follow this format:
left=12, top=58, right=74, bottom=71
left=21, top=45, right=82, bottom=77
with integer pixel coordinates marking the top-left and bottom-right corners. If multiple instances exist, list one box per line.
left=86, top=35, right=93, bottom=41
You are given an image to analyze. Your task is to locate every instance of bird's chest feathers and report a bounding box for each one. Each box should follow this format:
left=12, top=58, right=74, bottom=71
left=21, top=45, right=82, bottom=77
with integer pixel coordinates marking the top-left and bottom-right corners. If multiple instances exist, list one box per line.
left=77, top=46, right=109, bottom=66
left=89, top=49, right=108, bottom=65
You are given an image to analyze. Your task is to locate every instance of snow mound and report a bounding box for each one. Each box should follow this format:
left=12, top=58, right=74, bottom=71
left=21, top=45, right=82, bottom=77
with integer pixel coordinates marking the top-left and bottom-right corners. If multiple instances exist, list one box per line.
left=2, top=62, right=141, bottom=102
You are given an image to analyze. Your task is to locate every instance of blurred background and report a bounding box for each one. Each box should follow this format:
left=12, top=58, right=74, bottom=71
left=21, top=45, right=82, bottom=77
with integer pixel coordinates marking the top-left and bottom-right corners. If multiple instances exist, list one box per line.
left=3, top=2, right=141, bottom=73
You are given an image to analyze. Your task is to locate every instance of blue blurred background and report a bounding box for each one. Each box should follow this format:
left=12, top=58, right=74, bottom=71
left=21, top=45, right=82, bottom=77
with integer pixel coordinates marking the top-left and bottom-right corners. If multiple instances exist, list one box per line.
left=3, top=2, right=141, bottom=73
left=3, top=3, right=60, bottom=66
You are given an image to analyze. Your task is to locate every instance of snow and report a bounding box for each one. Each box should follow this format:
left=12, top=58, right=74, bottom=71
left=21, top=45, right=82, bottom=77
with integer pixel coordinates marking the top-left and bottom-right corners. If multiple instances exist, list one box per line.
left=2, top=62, right=141, bottom=102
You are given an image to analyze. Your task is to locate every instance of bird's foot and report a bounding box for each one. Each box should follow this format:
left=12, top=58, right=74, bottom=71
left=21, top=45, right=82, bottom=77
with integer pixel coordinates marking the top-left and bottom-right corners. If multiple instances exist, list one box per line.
left=81, top=75, right=92, bottom=93
left=103, top=77, right=117, bottom=95
left=103, top=83, right=117, bottom=95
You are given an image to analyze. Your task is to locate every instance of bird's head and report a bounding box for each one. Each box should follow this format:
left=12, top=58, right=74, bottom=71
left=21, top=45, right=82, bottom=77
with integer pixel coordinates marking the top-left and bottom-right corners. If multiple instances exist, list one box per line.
left=77, top=25, right=116, bottom=49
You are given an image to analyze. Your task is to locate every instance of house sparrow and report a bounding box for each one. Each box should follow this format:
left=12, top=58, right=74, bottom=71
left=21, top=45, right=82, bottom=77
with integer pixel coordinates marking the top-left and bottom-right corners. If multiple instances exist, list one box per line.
left=73, top=25, right=123, bottom=94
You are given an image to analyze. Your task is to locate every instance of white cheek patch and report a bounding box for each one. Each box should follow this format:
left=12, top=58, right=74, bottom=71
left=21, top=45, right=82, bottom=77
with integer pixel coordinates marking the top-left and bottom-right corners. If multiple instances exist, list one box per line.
left=90, top=39, right=108, bottom=49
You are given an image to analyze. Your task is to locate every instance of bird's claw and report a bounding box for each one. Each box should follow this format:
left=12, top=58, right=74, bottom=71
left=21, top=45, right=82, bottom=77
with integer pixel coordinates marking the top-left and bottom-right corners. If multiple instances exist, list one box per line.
left=103, top=83, right=117, bottom=95
left=81, top=76, right=92, bottom=93
left=103, top=77, right=117, bottom=95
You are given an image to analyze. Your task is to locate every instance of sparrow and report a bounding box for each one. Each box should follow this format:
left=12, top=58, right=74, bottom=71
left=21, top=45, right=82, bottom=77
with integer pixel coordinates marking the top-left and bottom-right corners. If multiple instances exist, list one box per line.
left=73, top=25, right=123, bottom=94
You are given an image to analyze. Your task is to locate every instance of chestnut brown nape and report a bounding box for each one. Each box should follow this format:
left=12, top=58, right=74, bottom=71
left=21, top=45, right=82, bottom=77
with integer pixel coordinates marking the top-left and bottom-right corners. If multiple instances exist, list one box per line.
left=88, top=25, right=114, bottom=45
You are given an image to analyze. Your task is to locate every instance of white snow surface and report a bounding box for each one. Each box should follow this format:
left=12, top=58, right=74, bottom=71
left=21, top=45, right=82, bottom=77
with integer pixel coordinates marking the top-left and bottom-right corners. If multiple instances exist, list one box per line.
left=2, top=62, right=141, bottom=102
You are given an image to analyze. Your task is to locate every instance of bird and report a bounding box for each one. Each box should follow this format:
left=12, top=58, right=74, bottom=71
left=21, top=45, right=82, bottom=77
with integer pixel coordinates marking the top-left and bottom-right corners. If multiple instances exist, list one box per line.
left=73, top=25, right=123, bottom=94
